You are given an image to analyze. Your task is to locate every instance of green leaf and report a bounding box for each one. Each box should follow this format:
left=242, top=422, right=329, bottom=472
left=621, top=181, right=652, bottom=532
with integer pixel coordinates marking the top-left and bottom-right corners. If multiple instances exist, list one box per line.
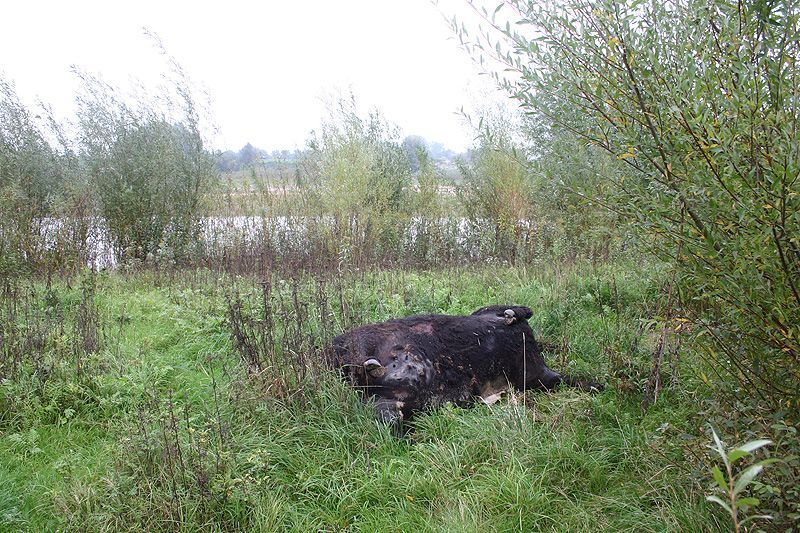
left=734, top=439, right=772, bottom=455
left=737, top=497, right=760, bottom=507
left=733, top=464, right=764, bottom=495
left=711, top=466, right=727, bottom=491
left=705, top=495, right=732, bottom=514
left=740, top=514, right=773, bottom=525
left=728, top=449, right=750, bottom=463
left=710, top=428, right=729, bottom=469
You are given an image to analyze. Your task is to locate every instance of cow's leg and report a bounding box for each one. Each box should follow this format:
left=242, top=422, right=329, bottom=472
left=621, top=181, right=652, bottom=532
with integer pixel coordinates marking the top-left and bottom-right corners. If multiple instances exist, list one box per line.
left=532, top=366, right=565, bottom=391
left=532, top=366, right=605, bottom=393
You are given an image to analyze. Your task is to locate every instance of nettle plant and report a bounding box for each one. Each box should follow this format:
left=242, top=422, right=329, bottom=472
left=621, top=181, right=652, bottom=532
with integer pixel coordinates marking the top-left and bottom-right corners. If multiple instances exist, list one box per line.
left=706, top=428, right=777, bottom=532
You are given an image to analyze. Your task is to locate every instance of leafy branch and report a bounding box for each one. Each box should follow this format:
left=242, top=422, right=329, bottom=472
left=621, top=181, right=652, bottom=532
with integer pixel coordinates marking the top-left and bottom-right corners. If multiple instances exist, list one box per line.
left=706, top=427, right=777, bottom=532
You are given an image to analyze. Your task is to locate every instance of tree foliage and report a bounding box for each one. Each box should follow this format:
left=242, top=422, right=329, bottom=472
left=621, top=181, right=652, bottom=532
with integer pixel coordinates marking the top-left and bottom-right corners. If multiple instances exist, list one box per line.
left=75, top=68, right=216, bottom=263
left=457, top=129, right=532, bottom=260
left=0, top=77, right=73, bottom=274
left=301, top=95, right=413, bottom=217
left=453, top=0, right=800, bottom=403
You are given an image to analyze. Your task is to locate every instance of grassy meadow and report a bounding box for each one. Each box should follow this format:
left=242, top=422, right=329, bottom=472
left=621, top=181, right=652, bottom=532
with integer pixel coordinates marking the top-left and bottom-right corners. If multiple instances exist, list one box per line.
left=1, top=261, right=729, bottom=531
left=3, top=1, right=800, bottom=528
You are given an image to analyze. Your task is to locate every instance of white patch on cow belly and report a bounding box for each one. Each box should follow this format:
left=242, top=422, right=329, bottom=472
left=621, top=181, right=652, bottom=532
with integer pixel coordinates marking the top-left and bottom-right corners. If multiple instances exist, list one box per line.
left=479, top=375, right=511, bottom=399
left=480, top=390, right=506, bottom=406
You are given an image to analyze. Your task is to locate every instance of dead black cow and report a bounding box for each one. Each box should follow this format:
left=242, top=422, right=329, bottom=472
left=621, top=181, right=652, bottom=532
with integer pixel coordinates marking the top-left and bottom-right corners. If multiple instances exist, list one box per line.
left=329, top=305, right=604, bottom=427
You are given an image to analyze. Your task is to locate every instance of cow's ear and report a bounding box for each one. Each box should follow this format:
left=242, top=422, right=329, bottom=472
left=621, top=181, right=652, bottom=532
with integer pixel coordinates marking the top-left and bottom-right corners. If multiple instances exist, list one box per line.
left=345, top=336, right=374, bottom=362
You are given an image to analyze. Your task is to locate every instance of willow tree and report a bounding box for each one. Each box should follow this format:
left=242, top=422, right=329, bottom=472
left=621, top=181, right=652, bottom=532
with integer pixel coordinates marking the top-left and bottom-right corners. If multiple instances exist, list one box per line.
left=75, top=61, right=216, bottom=264
left=0, top=77, right=70, bottom=274
left=453, top=0, right=800, bottom=404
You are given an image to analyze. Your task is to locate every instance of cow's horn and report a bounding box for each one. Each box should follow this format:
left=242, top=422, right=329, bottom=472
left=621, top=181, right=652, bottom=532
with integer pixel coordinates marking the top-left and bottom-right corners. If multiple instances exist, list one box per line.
left=363, top=358, right=385, bottom=378
left=504, top=309, right=517, bottom=325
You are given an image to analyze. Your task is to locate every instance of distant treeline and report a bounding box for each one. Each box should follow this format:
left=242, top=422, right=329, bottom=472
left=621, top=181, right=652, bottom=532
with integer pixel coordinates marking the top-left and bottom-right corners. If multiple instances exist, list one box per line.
left=216, top=136, right=463, bottom=174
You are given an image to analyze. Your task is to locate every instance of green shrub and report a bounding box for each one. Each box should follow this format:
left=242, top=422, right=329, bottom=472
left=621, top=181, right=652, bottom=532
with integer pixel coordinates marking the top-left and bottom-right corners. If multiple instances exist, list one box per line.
left=0, top=77, right=69, bottom=274
left=299, top=95, right=414, bottom=262
left=453, top=0, right=800, bottom=405
left=75, top=67, right=216, bottom=264
left=457, top=132, right=532, bottom=261
left=706, top=428, right=777, bottom=532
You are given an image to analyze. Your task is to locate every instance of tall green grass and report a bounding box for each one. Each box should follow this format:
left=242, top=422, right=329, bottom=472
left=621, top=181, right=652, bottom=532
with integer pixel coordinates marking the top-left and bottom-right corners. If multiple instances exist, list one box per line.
left=0, top=261, right=735, bottom=531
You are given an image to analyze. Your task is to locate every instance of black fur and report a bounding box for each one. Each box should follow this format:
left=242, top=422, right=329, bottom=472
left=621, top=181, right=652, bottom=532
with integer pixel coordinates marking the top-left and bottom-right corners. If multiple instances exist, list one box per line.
left=328, top=305, right=604, bottom=426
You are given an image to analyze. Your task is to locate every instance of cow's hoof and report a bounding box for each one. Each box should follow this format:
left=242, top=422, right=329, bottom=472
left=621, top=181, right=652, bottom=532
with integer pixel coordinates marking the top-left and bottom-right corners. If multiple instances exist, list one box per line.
left=480, top=390, right=506, bottom=406
left=588, top=382, right=605, bottom=393
left=504, top=309, right=517, bottom=325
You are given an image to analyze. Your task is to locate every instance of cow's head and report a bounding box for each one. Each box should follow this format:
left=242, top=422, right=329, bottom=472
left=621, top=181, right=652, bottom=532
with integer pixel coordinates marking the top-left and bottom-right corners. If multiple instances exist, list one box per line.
left=356, top=338, right=434, bottom=399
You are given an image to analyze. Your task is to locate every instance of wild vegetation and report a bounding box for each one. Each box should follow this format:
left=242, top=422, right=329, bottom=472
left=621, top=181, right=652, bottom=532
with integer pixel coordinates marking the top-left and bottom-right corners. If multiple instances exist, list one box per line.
left=1, top=0, right=799, bottom=530
left=455, top=0, right=800, bottom=405
left=0, top=263, right=722, bottom=531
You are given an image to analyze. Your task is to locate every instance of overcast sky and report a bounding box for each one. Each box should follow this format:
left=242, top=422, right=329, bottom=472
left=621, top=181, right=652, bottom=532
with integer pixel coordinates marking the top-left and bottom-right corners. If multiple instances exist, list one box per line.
left=1, top=0, right=500, bottom=152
